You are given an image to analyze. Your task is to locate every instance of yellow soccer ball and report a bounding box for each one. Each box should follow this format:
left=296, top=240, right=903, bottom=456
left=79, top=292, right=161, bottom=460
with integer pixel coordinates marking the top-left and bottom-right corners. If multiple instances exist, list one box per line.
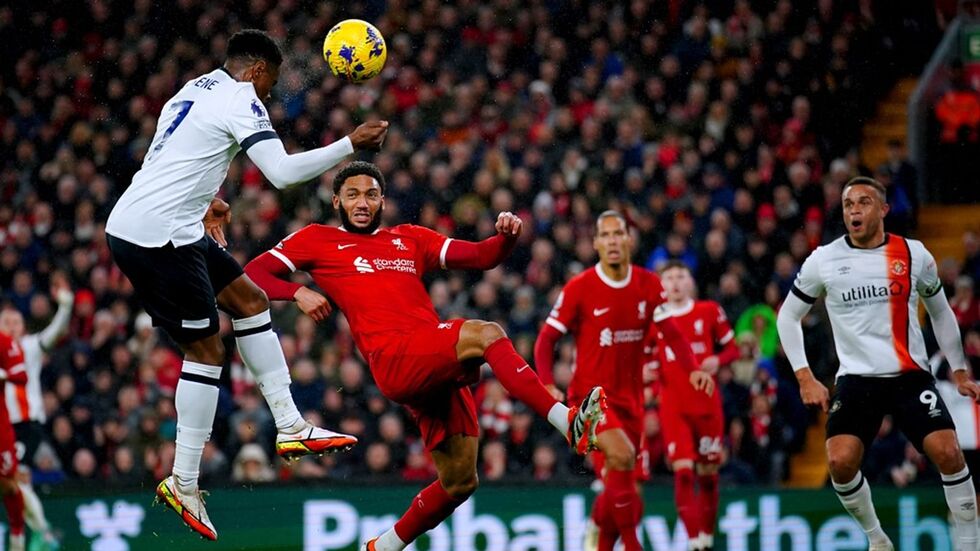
left=322, top=19, right=387, bottom=83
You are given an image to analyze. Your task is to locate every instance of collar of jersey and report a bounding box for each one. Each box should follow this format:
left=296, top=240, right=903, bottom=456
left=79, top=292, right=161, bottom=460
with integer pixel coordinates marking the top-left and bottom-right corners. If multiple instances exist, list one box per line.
left=218, top=66, right=235, bottom=79
left=667, top=299, right=695, bottom=317
left=337, top=225, right=381, bottom=235
left=595, top=263, right=632, bottom=289
left=844, top=233, right=890, bottom=250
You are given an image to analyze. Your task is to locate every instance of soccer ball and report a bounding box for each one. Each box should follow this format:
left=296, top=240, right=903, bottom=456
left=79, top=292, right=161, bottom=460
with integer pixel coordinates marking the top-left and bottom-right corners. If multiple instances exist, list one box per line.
left=322, top=19, right=387, bottom=83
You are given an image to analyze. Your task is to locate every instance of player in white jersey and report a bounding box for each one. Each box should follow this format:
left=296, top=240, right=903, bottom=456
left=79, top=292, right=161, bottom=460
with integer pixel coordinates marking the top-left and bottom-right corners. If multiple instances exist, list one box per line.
left=104, top=29, right=387, bottom=540
left=0, top=279, right=72, bottom=550
left=777, top=177, right=980, bottom=551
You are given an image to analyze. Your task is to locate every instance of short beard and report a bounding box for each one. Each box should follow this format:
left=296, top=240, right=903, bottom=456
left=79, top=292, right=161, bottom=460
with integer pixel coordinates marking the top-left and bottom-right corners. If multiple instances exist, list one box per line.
left=339, top=205, right=383, bottom=234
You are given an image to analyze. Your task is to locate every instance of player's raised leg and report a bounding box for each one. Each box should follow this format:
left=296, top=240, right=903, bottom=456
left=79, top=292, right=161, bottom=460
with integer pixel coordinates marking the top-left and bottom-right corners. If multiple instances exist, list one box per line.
left=216, top=274, right=356, bottom=459
left=456, top=320, right=606, bottom=453
left=593, top=427, right=642, bottom=551
left=827, top=435, right=893, bottom=550
left=364, top=435, right=478, bottom=551
left=922, top=430, right=978, bottom=550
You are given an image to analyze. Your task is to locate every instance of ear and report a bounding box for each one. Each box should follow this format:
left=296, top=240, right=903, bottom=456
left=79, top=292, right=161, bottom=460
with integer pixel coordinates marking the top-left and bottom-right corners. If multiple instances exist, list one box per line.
left=880, top=202, right=890, bottom=217
left=332, top=195, right=340, bottom=209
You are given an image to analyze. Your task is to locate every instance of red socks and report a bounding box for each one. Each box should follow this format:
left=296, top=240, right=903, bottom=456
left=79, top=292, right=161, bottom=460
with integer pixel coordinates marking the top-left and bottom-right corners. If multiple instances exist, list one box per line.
left=3, top=488, right=23, bottom=536
left=698, top=472, right=720, bottom=540
left=485, top=338, right=557, bottom=419
left=675, top=467, right=699, bottom=542
left=393, top=481, right=467, bottom=544
left=605, top=469, right=642, bottom=550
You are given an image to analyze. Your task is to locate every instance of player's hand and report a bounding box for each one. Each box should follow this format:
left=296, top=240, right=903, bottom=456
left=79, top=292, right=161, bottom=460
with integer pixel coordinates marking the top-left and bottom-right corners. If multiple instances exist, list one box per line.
left=545, top=384, right=565, bottom=401
left=204, top=198, right=231, bottom=247
left=348, top=121, right=389, bottom=151
left=700, top=355, right=720, bottom=376
left=294, top=286, right=331, bottom=323
left=495, top=211, right=523, bottom=238
left=795, top=367, right=830, bottom=412
left=689, top=370, right=714, bottom=396
left=953, top=369, right=980, bottom=402
left=50, top=273, right=74, bottom=305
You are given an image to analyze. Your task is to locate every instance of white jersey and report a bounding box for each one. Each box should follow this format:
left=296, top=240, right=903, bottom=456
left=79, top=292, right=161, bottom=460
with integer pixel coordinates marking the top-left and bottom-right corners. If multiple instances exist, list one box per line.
left=106, top=68, right=276, bottom=247
left=5, top=334, right=45, bottom=424
left=792, top=233, right=943, bottom=378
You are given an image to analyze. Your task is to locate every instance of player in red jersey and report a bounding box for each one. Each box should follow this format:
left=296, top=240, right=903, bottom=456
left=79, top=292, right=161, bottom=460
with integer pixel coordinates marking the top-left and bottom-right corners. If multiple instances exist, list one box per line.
left=655, top=260, right=737, bottom=551
left=244, top=162, right=608, bottom=551
left=534, top=212, right=714, bottom=551
left=0, top=332, right=27, bottom=551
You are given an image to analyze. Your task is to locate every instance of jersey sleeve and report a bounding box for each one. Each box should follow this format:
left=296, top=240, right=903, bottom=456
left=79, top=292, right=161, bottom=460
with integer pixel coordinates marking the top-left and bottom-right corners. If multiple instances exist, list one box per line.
left=546, top=280, right=581, bottom=335
left=915, top=243, right=943, bottom=298
left=222, top=87, right=279, bottom=153
left=649, top=274, right=672, bottom=323
left=790, top=249, right=824, bottom=304
left=268, top=226, right=319, bottom=272
left=402, top=225, right=450, bottom=273
left=712, top=303, right=735, bottom=345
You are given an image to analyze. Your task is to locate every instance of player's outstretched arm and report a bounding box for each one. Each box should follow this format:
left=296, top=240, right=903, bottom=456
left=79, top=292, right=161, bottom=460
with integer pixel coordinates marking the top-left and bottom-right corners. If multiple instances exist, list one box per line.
left=922, top=291, right=980, bottom=401
left=776, top=292, right=830, bottom=411
left=37, top=277, right=74, bottom=352
left=245, top=121, right=388, bottom=189
left=442, top=212, right=521, bottom=270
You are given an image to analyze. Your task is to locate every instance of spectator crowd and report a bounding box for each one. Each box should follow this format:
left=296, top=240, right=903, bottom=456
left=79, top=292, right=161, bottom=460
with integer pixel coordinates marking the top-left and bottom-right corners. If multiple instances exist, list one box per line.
left=0, top=0, right=952, bottom=490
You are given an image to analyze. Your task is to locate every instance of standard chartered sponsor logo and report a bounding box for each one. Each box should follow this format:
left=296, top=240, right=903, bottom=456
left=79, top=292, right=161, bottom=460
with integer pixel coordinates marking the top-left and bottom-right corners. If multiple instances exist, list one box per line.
left=371, top=258, right=417, bottom=274
left=303, top=495, right=950, bottom=551
left=599, top=328, right=644, bottom=347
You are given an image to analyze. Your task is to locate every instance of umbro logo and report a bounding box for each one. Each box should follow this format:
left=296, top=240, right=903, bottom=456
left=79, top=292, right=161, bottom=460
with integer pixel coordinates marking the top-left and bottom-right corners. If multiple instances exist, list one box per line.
left=837, top=266, right=851, bottom=276
left=338, top=244, right=357, bottom=250
left=353, top=256, right=374, bottom=273
left=593, top=308, right=610, bottom=317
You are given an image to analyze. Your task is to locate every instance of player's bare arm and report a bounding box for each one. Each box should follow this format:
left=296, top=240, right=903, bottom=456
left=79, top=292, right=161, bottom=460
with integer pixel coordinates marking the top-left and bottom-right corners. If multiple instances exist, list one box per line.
left=794, top=366, right=830, bottom=412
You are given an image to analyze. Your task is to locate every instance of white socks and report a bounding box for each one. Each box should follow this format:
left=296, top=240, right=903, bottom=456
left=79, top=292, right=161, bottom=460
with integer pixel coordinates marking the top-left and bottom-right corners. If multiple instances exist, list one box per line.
left=373, top=529, right=407, bottom=551
left=233, top=311, right=302, bottom=432
left=832, top=472, right=890, bottom=545
left=173, top=361, right=221, bottom=492
left=547, top=402, right=570, bottom=435
left=18, top=482, right=48, bottom=534
left=942, top=467, right=978, bottom=551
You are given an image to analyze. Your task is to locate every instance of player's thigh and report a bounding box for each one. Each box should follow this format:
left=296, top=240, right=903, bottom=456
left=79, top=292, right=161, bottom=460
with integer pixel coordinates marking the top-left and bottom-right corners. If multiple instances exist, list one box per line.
left=372, top=320, right=469, bottom=402
left=692, top=412, right=724, bottom=465
left=660, top=404, right=696, bottom=466
left=826, top=375, right=885, bottom=452
left=892, top=371, right=957, bottom=454
left=408, top=386, right=480, bottom=454
left=108, top=236, right=220, bottom=344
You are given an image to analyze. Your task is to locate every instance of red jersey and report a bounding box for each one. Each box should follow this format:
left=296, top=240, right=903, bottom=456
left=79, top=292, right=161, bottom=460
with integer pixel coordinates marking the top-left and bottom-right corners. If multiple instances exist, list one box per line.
left=0, top=333, right=26, bottom=434
left=657, top=300, right=733, bottom=415
left=545, top=265, right=668, bottom=415
left=268, top=224, right=449, bottom=361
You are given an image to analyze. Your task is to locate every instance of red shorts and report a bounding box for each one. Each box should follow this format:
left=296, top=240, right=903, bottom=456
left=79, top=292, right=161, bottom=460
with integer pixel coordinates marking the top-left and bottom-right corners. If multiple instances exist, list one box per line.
left=0, top=425, right=17, bottom=478
left=588, top=403, right=649, bottom=482
left=370, top=319, right=479, bottom=451
left=660, top=402, right=723, bottom=465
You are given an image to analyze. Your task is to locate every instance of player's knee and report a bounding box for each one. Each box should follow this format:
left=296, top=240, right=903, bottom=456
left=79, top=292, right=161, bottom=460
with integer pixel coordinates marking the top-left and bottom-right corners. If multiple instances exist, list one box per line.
left=241, top=286, right=270, bottom=316
left=183, top=335, right=225, bottom=366
left=444, top=473, right=479, bottom=498
left=827, top=451, right=860, bottom=483
left=933, top=443, right=965, bottom=474
left=477, top=321, right=507, bottom=348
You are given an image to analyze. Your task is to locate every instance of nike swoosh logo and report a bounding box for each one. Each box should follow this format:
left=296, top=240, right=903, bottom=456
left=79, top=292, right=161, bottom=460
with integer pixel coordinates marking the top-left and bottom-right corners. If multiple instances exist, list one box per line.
left=593, top=308, right=610, bottom=316
left=337, top=244, right=357, bottom=250
left=614, top=502, right=631, bottom=508
left=516, top=365, right=529, bottom=373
